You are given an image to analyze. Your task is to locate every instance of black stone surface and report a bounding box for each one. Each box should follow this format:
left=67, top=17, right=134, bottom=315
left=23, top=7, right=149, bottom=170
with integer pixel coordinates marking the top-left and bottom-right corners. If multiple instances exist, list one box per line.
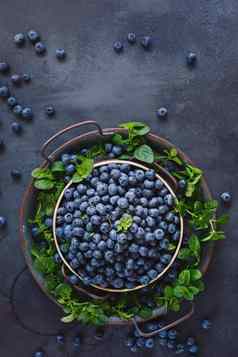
left=0, top=0, right=237, bottom=356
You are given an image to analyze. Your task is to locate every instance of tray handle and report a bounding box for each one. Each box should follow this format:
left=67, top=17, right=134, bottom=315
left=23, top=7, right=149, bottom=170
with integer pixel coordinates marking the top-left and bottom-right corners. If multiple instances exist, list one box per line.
left=132, top=302, right=194, bottom=337
left=41, top=120, right=104, bottom=162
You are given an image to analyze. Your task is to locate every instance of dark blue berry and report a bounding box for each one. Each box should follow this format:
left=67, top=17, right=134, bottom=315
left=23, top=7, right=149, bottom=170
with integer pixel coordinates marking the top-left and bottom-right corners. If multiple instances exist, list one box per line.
left=144, top=337, right=154, bottom=349
left=35, top=42, right=46, bottom=54
left=45, top=105, right=55, bottom=117
left=13, top=104, right=23, bottom=116
left=11, top=122, right=22, bottom=134
left=23, top=73, right=31, bottom=82
left=0, top=216, right=7, bottom=228
left=188, top=344, right=199, bottom=354
left=11, top=169, right=21, bottom=179
left=220, top=191, right=231, bottom=203
left=7, top=96, right=17, bottom=108
left=56, top=48, right=66, bottom=60
left=127, top=32, right=136, bottom=44
left=11, top=74, right=22, bottom=85
left=178, top=179, right=186, bottom=189
left=141, top=36, right=152, bottom=50
left=27, top=30, right=40, bottom=43
left=22, top=107, right=33, bottom=120
left=186, top=52, right=197, bottom=66
left=56, top=334, right=64, bottom=344
left=157, top=107, right=168, bottom=119
left=0, top=86, right=10, bottom=98
left=73, top=335, right=81, bottom=349
left=0, top=62, right=10, bottom=73
left=113, top=41, right=123, bottom=53
left=33, top=351, right=45, bottom=357
left=69, top=274, right=79, bottom=285
left=201, top=319, right=212, bottom=330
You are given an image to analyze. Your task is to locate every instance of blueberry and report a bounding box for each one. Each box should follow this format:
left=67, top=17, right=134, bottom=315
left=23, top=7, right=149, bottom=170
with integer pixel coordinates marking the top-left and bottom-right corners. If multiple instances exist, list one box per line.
left=135, top=169, right=144, bottom=182
left=148, top=269, right=157, bottom=280
left=44, top=217, right=53, bottom=227
left=188, top=344, right=199, bottom=354
left=11, top=74, right=22, bottom=85
left=69, top=274, right=79, bottom=285
left=201, top=319, right=212, bottom=330
left=27, top=30, right=40, bottom=43
left=144, top=179, right=154, bottom=189
left=22, top=107, right=33, bottom=120
left=73, top=335, right=81, bottom=350
left=157, top=107, right=168, bottom=119
left=112, top=278, right=124, bottom=288
left=11, top=122, right=22, bottom=134
left=104, top=250, right=114, bottom=263
left=118, top=174, right=129, bottom=187
left=56, top=334, right=64, bottom=344
left=127, top=32, right=136, bottom=44
left=153, top=229, right=164, bottom=241
left=141, top=36, right=152, bottom=50
left=168, top=223, right=176, bottom=234
left=112, top=145, right=123, bottom=156
left=91, top=215, right=101, bottom=226
left=33, top=351, right=45, bottom=357
left=108, top=183, right=118, bottom=196
left=117, top=233, right=127, bottom=244
left=158, top=329, right=167, bottom=339
left=158, top=205, right=169, bottom=215
left=7, top=96, right=17, bottom=108
left=109, top=229, right=117, bottom=241
left=139, top=246, right=148, bottom=257
left=167, top=340, right=176, bottom=350
left=220, top=191, right=232, bottom=203
left=13, top=104, right=23, bottom=116
left=140, top=275, right=150, bottom=285
left=155, top=179, right=163, bottom=189
left=97, top=183, right=108, bottom=196
left=45, top=105, right=55, bottom=117
left=31, top=226, right=39, bottom=237
left=100, top=222, right=110, bottom=234
left=186, top=52, right=197, bottom=66
left=168, top=329, right=177, bottom=340
left=0, top=62, right=10, bottom=73
left=23, top=73, right=31, bottom=82
left=159, top=221, right=168, bottom=230
left=118, top=197, right=129, bottom=209
left=113, top=41, right=123, bottom=53
left=178, top=179, right=186, bottom=189
left=73, top=227, right=85, bottom=237
left=175, top=343, right=185, bottom=354
left=61, top=153, right=71, bottom=165
left=56, top=227, right=64, bottom=238
left=161, top=254, right=172, bottom=265
left=65, top=164, right=75, bottom=174
left=186, top=337, right=196, bottom=346
left=144, top=337, right=154, bottom=349
left=35, top=42, right=46, bottom=54
left=130, top=345, right=138, bottom=352
left=105, top=143, right=113, bottom=153
left=64, top=212, right=73, bottom=223
left=159, top=338, right=167, bottom=346
left=0, top=86, right=10, bottom=98
left=56, top=48, right=66, bottom=60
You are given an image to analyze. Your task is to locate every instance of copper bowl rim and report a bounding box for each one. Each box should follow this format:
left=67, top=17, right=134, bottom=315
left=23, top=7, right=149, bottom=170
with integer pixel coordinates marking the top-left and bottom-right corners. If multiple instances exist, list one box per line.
left=53, top=159, right=184, bottom=293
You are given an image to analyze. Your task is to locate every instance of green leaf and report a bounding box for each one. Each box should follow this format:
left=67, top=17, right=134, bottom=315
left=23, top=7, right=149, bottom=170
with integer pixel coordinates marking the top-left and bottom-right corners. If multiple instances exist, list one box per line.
left=170, top=299, right=181, bottom=312
left=183, top=287, right=194, bottom=301
left=55, top=283, right=72, bottom=299
left=201, top=230, right=225, bottom=242
left=61, top=313, right=75, bottom=323
left=190, top=269, right=202, bottom=281
left=178, top=270, right=190, bottom=286
left=188, top=235, right=200, bottom=254
left=134, top=144, right=154, bottom=163
left=194, top=280, right=205, bottom=292
left=216, top=214, right=229, bottom=226
left=32, top=167, right=53, bottom=180
left=51, top=161, right=65, bottom=172
left=188, top=286, right=200, bottom=296
left=34, top=179, right=55, bottom=190
left=138, top=306, right=153, bottom=319
left=120, top=122, right=150, bottom=136
left=112, top=133, right=127, bottom=145
left=72, top=157, right=93, bottom=183
left=164, top=286, right=174, bottom=298
left=116, top=214, right=133, bottom=232
left=174, top=285, right=187, bottom=298
left=178, top=248, right=191, bottom=260
left=87, top=144, right=105, bottom=159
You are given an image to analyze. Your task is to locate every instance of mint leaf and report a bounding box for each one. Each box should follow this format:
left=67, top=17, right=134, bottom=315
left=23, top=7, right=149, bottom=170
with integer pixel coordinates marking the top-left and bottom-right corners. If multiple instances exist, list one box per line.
left=189, top=235, right=200, bottom=254
left=51, top=161, right=65, bottom=173
left=178, top=270, right=190, bottom=286
left=72, top=157, right=93, bottom=183
left=190, top=269, right=202, bottom=281
left=134, top=144, right=154, bottom=163
left=34, top=179, right=55, bottom=190
left=32, top=167, right=53, bottom=180
left=120, top=122, right=150, bottom=136
left=164, top=286, right=174, bottom=298
left=116, top=214, right=133, bottom=232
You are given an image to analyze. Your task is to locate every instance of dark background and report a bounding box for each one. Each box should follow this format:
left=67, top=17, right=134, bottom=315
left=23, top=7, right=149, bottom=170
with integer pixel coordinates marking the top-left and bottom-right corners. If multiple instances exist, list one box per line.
left=0, top=0, right=237, bottom=356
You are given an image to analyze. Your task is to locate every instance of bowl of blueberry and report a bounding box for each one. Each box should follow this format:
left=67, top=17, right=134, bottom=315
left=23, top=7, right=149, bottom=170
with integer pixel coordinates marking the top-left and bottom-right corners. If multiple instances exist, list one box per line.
left=53, top=159, right=184, bottom=292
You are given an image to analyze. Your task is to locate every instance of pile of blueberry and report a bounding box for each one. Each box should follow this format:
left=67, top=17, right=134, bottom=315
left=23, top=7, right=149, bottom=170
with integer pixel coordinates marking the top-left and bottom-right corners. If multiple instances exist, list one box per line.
left=55, top=162, right=181, bottom=290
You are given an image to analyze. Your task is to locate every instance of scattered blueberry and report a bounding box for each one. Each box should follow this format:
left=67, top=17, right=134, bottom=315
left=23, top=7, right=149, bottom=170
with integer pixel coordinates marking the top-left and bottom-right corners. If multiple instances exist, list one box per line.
left=188, top=343, right=199, bottom=354
left=220, top=191, right=232, bottom=203
left=127, top=32, right=136, bottom=44
left=140, top=36, right=152, bottom=50
left=186, top=52, right=197, bottom=67
left=113, top=41, right=123, bottom=53
left=27, top=30, right=40, bottom=44
left=33, top=351, right=45, bottom=357
left=11, top=169, right=22, bottom=180
left=157, top=107, right=168, bottom=119
left=73, top=335, right=81, bottom=350
left=56, top=334, right=64, bottom=344
left=0, top=216, right=7, bottom=228
left=45, top=105, right=55, bottom=117
left=7, top=96, right=17, bottom=108
left=23, top=73, right=31, bottom=82
left=11, top=122, right=22, bottom=134
left=0, top=62, right=10, bottom=73
left=13, top=104, right=23, bottom=116
left=34, top=42, right=46, bottom=55
left=56, top=48, right=66, bottom=60
left=201, top=319, right=212, bottom=330
left=22, top=107, right=33, bottom=120
left=14, top=33, right=25, bottom=46
left=0, top=86, right=10, bottom=98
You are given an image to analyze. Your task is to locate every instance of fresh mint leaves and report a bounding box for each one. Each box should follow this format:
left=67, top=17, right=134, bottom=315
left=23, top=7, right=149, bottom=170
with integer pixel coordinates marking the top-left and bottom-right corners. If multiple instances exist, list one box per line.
left=116, top=214, right=133, bottom=232
left=72, top=157, right=93, bottom=183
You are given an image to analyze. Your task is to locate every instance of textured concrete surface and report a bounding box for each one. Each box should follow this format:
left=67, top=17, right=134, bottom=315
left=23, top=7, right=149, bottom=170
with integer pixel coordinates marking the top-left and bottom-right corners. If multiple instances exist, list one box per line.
left=0, top=0, right=237, bottom=356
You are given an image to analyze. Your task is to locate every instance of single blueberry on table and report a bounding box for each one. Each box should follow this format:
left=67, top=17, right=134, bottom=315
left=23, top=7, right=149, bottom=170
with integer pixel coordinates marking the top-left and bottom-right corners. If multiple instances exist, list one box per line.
left=0, top=62, right=10, bottom=73
left=22, top=107, right=33, bottom=120
left=168, top=329, right=177, bottom=340
left=220, top=191, right=232, bottom=203
left=56, top=48, right=66, bottom=60
left=0, top=86, right=10, bottom=98
left=113, top=41, right=123, bottom=53
left=35, top=42, right=46, bottom=55
left=11, top=74, right=22, bottom=85
left=0, top=216, right=7, bottom=228
left=27, top=29, right=40, bottom=43
left=7, top=96, right=17, bottom=108
left=45, top=105, right=55, bottom=117
left=201, top=319, right=212, bottom=330
left=141, top=36, right=152, bottom=50
left=157, top=107, right=168, bottom=119
left=56, top=334, right=64, bottom=344
left=186, top=52, right=197, bottom=66
left=186, top=337, right=196, bottom=346
left=33, top=351, right=45, bottom=357
left=188, top=343, right=199, bottom=354
left=73, top=335, right=81, bottom=349
left=13, top=104, right=23, bottom=116
left=23, top=73, right=31, bottom=82
left=11, top=169, right=22, bottom=179
left=127, top=32, right=136, bottom=44
left=144, top=337, right=154, bottom=349
left=11, top=122, right=22, bottom=134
